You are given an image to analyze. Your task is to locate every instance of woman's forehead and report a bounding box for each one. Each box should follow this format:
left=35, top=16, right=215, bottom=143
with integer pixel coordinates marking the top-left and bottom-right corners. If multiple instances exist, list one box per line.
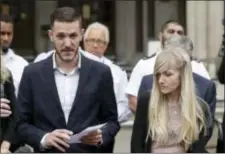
left=156, top=61, right=179, bottom=73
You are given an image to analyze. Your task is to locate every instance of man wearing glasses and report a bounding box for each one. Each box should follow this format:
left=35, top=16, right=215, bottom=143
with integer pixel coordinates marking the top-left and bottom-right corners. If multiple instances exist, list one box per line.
left=81, top=22, right=131, bottom=152
left=82, top=22, right=131, bottom=124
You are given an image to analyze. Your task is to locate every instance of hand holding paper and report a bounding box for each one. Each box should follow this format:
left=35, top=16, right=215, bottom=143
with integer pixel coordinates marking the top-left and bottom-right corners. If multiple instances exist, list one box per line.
left=68, top=123, right=106, bottom=145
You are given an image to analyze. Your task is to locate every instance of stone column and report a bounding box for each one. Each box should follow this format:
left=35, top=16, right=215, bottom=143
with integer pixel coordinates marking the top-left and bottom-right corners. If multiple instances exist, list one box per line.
left=186, top=1, right=208, bottom=60
left=143, top=0, right=148, bottom=56
left=35, top=1, right=57, bottom=54
left=186, top=1, right=224, bottom=77
left=207, top=1, right=224, bottom=77
left=207, top=1, right=224, bottom=59
left=115, top=1, right=136, bottom=63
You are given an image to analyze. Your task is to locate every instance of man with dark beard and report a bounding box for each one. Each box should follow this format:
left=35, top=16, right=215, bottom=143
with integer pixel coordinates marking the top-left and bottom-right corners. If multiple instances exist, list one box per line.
left=17, top=7, right=119, bottom=153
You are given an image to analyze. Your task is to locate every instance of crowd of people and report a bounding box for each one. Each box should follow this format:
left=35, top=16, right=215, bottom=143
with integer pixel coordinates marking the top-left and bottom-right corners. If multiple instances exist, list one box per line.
left=0, top=6, right=224, bottom=153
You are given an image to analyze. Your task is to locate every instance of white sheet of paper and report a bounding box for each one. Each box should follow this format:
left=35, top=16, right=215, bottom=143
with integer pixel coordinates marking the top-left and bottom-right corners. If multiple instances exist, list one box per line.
left=68, top=123, right=106, bottom=144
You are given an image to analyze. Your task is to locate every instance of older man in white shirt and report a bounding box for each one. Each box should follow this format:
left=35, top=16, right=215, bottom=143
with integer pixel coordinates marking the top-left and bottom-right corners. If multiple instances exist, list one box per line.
left=82, top=22, right=131, bottom=123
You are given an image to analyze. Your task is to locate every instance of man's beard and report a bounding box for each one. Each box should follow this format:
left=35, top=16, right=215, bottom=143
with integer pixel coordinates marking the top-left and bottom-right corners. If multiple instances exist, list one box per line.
left=2, top=46, right=9, bottom=54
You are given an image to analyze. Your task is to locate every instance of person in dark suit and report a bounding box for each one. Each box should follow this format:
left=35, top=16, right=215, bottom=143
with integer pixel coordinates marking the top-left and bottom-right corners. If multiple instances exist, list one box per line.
left=0, top=54, right=18, bottom=153
left=16, top=7, right=119, bottom=153
left=216, top=30, right=224, bottom=153
left=131, top=47, right=212, bottom=153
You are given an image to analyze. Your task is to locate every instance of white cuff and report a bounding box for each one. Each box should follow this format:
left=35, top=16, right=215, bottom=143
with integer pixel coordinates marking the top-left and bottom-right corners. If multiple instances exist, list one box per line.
left=40, top=133, right=49, bottom=150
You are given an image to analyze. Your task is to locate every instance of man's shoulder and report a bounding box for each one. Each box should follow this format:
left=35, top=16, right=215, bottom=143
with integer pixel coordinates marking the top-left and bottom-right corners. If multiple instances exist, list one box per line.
left=191, top=56, right=201, bottom=63
left=142, top=52, right=157, bottom=60
left=193, top=73, right=214, bottom=86
left=142, top=74, right=153, bottom=82
left=84, top=55, right=110, bottom=71
left=138, top=91, right=151, bottom=106
left=109, top=61, right=125, bottom=73
left=140, top=53, right=157, bottom=67
left=13, top=54, right=29, bottom=65
left=133, top=55, right=154, bottom=70
left=24, top=56, right=50, bottom=73
left=34, top=51, right=54, bottom=63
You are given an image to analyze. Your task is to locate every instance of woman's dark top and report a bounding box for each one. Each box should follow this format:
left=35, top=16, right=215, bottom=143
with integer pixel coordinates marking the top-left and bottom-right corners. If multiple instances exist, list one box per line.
left=0, top=74, right=17, bottom=144
left=131, top=91, right=212, bottom=153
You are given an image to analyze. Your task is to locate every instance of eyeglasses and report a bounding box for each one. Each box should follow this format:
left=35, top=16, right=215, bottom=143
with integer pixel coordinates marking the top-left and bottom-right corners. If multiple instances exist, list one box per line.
left=85, top=39, right=107, bottom=46
left=167, top=29, right=184, bottom=35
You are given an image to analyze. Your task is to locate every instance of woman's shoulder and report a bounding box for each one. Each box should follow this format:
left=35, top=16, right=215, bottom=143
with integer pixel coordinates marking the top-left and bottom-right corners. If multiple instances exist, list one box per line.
left=137, top=91, right=151, bottom=106
left=196, top=96, right=212, bottom=124
left=196, top=96, right=209, bottom=111
left=3, top=69, right=13, bottom=85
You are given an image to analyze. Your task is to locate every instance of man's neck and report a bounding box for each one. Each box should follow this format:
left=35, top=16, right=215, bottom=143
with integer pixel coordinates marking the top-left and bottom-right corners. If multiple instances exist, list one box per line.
left=55, top=54, right=79, bottom=74
left=2, top=47, right=9, bottom=54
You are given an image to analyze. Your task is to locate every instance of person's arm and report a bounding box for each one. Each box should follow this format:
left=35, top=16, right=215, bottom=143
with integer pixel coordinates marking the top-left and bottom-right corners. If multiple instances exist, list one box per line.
left=128, top=95, right=137, bottom=113
left=98, top=67, right=120, bottom=146
left=116, top=71, right=132, bottom=123
left=2, top=73, right=17, bottom=145
left=203, top=82, right=217, bottom=143
left=126, top=60, right=144, bottom=113
left=131, top=92, right=149, bottom=153
left=189, top=98, right=213, bottom=152
left=217, top=54, right=225, bottom=84
left=138, top=75, right=153, bottom=98
left=191, top=61, right=210, bottom=80
left=16, top=66, right=46, bottom=150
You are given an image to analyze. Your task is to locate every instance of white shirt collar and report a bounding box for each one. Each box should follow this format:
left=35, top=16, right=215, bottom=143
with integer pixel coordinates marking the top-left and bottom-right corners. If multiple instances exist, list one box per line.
left=3, top=48, right=16, bottom=61
left=79, top=49, right=112, bottom=65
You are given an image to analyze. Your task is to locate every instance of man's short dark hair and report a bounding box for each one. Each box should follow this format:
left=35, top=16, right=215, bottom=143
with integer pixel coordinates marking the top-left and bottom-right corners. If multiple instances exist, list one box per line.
left=50, top=7, right=82, bottom=28
left=0, top=14, right=14, bottom=24
left=160, top=20, right=183, bottom=32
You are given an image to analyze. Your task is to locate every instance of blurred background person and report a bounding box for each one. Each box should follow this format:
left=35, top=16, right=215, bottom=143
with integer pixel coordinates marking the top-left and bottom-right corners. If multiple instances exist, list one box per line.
left=0, top=14, right=28, bottom=96
left=82, top=22, right=131, bottom=152
left=83, top=22, right=131, bottom=123
left=131, top=47, right=212, bottom=153
left=126, top=20, right=210, bottom=114
left=0, top=48, right=19, bottom=153
left=216, top=19, right=224, bottom=153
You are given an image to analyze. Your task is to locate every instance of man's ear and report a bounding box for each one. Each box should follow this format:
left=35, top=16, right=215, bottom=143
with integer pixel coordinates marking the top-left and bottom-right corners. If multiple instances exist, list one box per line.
left=80, top=28, right=85, bottom=41
left=48, top=30, right=53, bottom=42
left=158, top=32, right=163, bottom=42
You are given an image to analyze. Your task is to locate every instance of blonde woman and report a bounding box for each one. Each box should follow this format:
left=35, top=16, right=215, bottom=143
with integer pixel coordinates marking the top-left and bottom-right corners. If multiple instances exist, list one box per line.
left=131, top=47, right=212, bottom=153
left=0, top=52, right=18, bottom=153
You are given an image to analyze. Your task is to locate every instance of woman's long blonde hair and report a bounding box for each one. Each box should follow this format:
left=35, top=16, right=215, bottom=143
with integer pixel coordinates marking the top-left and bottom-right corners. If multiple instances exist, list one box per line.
left=1, top=50, right=10, bottom=83
left=148, top=47, right=206, bottom=151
